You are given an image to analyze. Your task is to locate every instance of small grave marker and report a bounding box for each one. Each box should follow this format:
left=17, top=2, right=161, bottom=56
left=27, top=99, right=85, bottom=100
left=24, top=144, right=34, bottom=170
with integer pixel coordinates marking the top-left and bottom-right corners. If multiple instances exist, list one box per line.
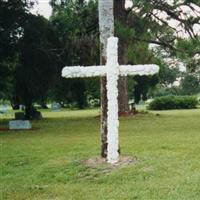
left=51, top=102, right=61, bottom=111
left=19, top=104, right=25, bottom=110
left=138, top=99, right=145, bottom=105
left=9, top=120, right=32, bottom=130
left=15, top=112, right=25, bottom=120
left=0, top=105, right=8, bottom=115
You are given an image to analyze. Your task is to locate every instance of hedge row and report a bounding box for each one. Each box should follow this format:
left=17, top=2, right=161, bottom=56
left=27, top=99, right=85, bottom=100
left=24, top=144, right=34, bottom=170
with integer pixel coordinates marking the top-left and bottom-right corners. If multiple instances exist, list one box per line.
left=148, top=96, right=198, bottom=110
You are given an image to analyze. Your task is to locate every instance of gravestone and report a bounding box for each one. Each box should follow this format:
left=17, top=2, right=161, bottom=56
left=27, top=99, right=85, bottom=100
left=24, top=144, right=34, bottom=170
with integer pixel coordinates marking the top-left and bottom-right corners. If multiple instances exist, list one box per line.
left=19, top=104, right=25, bottom=110
left=0, top=105, right=8, bottom=114
left=15, top=112, right=25, bottom=120
left=138, top=99, right=145, bottom=105
left=51, top=102, right=61, bottom=111
left=128, top=100, right=135, bottom=112
left=9, top=120, right=32, bottom=130
left=32, top=110, right=43, bottom=120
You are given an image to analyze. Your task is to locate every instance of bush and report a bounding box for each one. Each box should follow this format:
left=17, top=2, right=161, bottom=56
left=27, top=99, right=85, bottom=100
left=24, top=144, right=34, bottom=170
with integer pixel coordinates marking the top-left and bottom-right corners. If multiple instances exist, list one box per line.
left=148, top=96, right=198, bottom=110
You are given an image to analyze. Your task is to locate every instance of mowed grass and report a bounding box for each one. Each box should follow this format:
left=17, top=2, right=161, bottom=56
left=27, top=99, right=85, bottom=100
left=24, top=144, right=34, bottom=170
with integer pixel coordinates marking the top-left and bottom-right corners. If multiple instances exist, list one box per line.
left=1, top=109, right=200, bottom=200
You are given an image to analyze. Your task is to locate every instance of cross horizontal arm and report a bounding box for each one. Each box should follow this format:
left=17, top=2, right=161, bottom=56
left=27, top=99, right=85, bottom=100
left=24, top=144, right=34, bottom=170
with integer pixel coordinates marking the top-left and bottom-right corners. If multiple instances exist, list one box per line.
left=119, top=64, right=159, bottom=76
left=62, top=66, right=106, bottom=78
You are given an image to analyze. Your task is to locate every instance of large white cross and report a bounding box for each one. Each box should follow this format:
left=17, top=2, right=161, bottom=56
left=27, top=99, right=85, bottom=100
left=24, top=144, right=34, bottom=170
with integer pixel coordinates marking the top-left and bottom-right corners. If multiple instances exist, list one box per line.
left=62, top=37, right=159, bottom=164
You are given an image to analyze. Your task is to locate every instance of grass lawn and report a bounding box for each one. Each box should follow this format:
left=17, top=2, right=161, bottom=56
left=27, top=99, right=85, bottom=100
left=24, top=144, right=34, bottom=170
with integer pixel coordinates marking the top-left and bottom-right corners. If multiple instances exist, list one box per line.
left=1, top=109, right=200, bottom=200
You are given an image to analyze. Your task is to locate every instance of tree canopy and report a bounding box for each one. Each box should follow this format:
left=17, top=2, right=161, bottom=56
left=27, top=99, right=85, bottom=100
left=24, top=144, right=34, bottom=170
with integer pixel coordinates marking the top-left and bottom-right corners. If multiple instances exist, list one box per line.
left=0, top=0, right=199, bottom=114
left=0, top=0, right=35, bottom=99
left=49, top=0, right=100, bottom=108
left=14, top=14, right=59, bottom=118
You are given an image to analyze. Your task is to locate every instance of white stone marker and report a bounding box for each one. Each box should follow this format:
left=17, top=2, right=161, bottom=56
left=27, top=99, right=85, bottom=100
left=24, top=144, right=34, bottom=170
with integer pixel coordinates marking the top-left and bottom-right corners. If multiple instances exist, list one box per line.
left=62, top=37, right=159, bottom=164
left=9, top=120, right=32, bottom=130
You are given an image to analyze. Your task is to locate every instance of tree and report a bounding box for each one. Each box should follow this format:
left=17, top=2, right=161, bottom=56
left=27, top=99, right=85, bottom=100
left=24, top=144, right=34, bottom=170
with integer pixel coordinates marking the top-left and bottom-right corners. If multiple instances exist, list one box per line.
left=14, top=14, right=59, bottom=119
left=125, top=0, right=200, bottom=53
left=181, top=73, right=200, bottom=95
left=0, top=0, right=35, bottom=101
left=113, top=0, right=200, bottom=106
left=175, top=37, right=200, bottom=72
left=0, top=58, right=16, bottom=100
left=114, top=0, right=130, bottom=114
left=50, top=0, right=99, bottom=109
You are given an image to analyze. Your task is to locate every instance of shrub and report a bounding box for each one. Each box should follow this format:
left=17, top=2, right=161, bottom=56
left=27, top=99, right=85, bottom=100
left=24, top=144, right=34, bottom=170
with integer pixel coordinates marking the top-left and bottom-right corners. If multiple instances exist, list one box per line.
left=148, top=96, right=198, bottom=110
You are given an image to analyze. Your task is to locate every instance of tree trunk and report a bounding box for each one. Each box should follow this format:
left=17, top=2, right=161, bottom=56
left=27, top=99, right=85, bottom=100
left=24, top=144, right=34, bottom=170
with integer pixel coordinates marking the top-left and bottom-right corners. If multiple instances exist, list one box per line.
left=114, top=0, right=130, bottom=115
left=10, top=95, right=20, bottom=110
left=100, top=76, right=108, bottom=157
left=118, top=77, right=129, bottom=115
left=99, top=0, right=114, bottom=158
left=25, top=102, right=33, bottom=120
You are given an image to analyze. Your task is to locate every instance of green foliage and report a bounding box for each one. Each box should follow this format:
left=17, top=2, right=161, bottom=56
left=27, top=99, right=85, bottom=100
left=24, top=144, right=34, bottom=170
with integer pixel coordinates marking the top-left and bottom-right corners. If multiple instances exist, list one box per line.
left=14, top=14, right=59, bottom=118
left=180, top=73, right=200, bottom=95
left=132, top=75, right=158, bottom=103
left=115, top=21, right=135, bottom=42
left=175, top=38, right=200, bottom=72
left=85, top=78, right=100, bottom=104
left=159, top=65, right=180, bottom=87
left=121, top=0, right=199, bottom=101
left=0, top=0, right=36, bottom=100
left=149, top=95, right=198, bottom=110
left=149, top=63, right=181, bottom=98
left=126, top=42, right=154, bottom=65
left=125, top=40, right=162, bottom=103
left=50, top=0, right=99, bottom=108
left=149, top=84, right=181, bottom=98
left=176, top=38, right=200, bottom=59
left=0, top=58, right=16, bottom=100
left=0, top=0, right=34, bottom=57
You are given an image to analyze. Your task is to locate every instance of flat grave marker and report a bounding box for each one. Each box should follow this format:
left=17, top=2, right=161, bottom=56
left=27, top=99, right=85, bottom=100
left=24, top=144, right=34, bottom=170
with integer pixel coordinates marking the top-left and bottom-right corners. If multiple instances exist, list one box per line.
left=9, top=120, right=32, bottom=130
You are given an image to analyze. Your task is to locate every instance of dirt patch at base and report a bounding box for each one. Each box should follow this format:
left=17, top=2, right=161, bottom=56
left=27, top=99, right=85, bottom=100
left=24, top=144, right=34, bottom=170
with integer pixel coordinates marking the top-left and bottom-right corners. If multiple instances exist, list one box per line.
left=82, top=156, right=137, bottom=171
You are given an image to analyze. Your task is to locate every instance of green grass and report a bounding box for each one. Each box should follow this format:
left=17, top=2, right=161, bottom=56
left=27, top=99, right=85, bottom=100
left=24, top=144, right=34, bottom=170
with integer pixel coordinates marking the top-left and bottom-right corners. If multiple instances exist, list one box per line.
left=1, top=109, right=200, bottom=200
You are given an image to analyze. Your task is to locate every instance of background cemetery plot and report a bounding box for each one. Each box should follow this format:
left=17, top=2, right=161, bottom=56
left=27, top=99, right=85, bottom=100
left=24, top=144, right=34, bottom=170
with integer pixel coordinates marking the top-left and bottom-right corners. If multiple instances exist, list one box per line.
left=1, top=108, right=200, bottom=199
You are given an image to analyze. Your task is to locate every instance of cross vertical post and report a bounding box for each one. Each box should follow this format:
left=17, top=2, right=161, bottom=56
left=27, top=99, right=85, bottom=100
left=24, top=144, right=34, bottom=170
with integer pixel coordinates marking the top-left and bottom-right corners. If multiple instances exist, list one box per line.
left=106, top=37, right=119, bottom=163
